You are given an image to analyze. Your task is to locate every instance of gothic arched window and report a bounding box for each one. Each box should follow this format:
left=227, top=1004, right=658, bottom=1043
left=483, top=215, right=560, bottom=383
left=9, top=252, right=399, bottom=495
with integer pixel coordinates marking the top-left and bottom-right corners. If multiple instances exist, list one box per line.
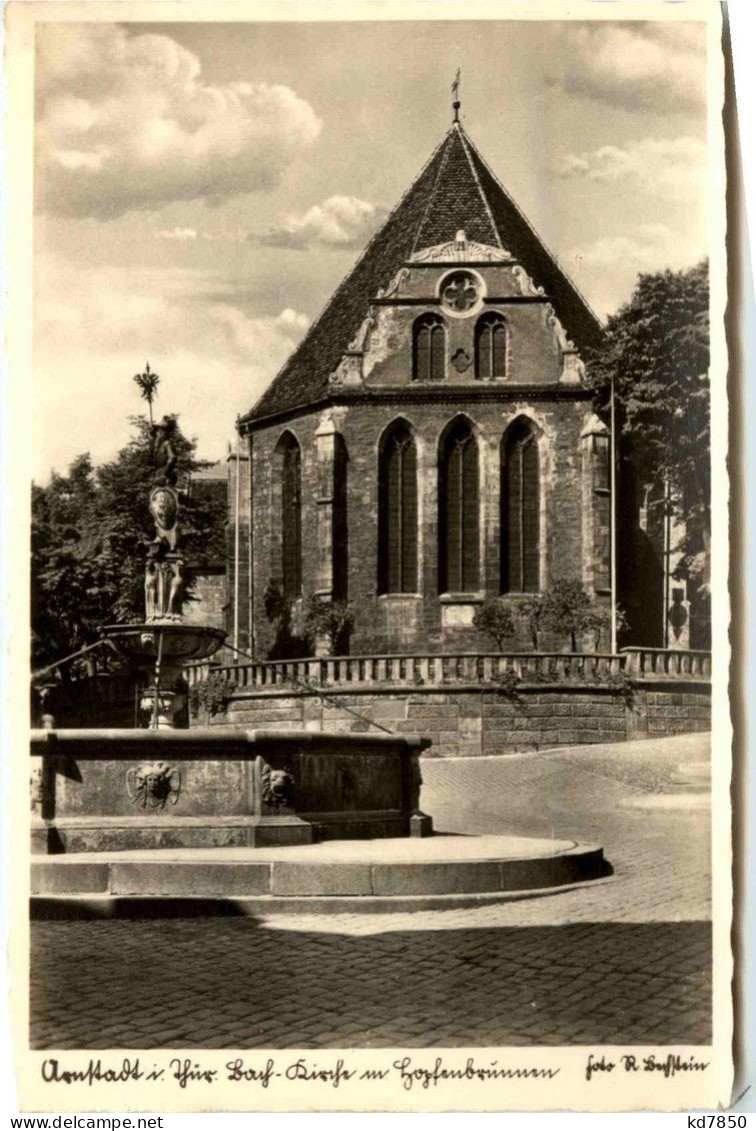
left=501, top=420, right=540, bottom=593
left=413, top=314, right=446, bottom=382
left=273, top=431, right=302, bottom=600
left=378, top=421, right=418, bottom=594
left=476, top=313, right=508, bottom=380
left=438, top=419, right=479, bottom=593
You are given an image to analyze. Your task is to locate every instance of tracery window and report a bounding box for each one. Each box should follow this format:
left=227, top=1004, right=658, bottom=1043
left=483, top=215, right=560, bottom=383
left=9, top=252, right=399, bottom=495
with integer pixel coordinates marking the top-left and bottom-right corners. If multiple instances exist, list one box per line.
left=501, top=420, right=540, bottom=593
left=378, top=422, right=418, bottom=594
left=438, top=419, right=480, bottom=593
left=273, top=431, right=302, bottom=600
left=476, top=313, right=508, bottom=380
left=413, top=314, right=446, bottom=382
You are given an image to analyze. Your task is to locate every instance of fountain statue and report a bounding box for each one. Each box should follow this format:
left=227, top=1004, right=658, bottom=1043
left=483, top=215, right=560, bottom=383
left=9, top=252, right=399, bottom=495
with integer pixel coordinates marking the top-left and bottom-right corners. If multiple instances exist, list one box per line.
left=100, top=413, right=225, bottom=728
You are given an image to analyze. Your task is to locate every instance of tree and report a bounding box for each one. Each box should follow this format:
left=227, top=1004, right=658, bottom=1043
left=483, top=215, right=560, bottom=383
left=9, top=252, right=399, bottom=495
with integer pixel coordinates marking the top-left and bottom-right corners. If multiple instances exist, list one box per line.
left=31, top=416, right=225, bottom=670
left=541, top=579, right=591, bottom=652
left=473, top=599, right=516, bottom=651
left=588, top=261, right=710, bottom=588
left=582, top=605, right=629, bottom=652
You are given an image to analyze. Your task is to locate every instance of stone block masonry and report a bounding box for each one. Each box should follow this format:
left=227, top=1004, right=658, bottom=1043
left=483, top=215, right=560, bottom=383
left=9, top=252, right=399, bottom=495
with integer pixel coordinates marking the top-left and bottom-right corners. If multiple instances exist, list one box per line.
left=208, top=681, right=711, bottom=757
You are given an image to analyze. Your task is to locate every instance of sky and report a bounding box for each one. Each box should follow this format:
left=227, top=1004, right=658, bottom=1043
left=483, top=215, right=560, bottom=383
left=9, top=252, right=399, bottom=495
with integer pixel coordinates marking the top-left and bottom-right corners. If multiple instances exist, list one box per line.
left=33, top=16, right=709, bottom=482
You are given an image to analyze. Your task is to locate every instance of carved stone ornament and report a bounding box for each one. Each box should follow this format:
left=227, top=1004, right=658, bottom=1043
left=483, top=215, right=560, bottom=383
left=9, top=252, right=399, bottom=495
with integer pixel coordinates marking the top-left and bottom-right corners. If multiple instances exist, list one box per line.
left=441, top=270, right=480, bottom=313
left=126, top=762, right=181, bottom=809
left=261, top=763, right=295, bottom=809
left=145, top=557, right=184, bottom=620
left=451, top=347, right=472, bottom=373
left=149, top=485, right=179, bottom=551
left=329, top=354, right=364, bottom=387
left=411, top=231, right=510, bottom=264
left=347, top=311, right=376, bottom=353
left=512, top=265, right=546, bottom=298
left=546, top=306, right=585, bottom=384
left=375, top=266, right=410, bottom=300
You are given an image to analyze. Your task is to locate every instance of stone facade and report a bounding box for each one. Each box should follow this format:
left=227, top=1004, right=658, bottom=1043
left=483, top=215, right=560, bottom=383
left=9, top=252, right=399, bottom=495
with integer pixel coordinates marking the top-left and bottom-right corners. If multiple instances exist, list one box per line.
left=245, top=390, right=609, bottom=656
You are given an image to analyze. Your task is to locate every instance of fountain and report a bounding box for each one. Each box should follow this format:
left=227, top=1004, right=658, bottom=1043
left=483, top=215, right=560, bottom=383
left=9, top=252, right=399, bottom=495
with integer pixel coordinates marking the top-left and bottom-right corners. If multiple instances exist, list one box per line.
left=30, top=408, right=434, bottom=860
left=100, top=414, right=226, bottom=730
left=30, top=396, right=608, bottom=909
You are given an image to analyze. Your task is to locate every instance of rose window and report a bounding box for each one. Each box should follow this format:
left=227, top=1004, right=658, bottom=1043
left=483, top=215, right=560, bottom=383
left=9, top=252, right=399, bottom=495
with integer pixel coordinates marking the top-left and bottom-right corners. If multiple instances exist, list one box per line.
left=441, top=271, right=479, bottom=313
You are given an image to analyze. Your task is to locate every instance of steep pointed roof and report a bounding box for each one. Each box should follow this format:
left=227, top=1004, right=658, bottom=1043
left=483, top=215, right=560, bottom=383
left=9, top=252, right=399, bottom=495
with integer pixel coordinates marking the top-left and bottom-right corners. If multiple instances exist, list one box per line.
left=243, top=123, right=601, bottom=425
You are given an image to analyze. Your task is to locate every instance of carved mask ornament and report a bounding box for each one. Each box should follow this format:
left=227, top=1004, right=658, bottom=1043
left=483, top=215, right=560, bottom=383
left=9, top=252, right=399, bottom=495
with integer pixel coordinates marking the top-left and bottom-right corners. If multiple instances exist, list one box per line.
left=126, top=762, right=181, bottom=809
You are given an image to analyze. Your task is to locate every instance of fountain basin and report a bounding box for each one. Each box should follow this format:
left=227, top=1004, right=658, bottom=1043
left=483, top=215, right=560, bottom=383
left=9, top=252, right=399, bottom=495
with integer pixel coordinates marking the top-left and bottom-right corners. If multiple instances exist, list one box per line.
left=30, top=728, right=433, bottom=854
left=101, top=623, right=227, bottom=663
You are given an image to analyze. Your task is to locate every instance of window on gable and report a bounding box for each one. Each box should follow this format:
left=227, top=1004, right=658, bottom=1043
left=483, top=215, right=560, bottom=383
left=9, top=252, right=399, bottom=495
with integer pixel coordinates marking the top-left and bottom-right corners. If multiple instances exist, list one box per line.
left=413, top=314, right=446, bottom=381
left=378, top=421, right=418, bottom=595
left=501, top=420, right=540, bottom=593
left=273, top=431, right=302, bottom=600
left=438, top=419, right=480, bottom=593
left=476, top=313, right=508, bottom=380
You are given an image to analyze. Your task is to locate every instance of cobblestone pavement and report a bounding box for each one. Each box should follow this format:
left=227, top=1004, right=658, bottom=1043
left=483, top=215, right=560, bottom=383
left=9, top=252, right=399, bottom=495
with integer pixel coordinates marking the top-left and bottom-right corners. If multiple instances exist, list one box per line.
left=30, top=733, right=712, bottom=1049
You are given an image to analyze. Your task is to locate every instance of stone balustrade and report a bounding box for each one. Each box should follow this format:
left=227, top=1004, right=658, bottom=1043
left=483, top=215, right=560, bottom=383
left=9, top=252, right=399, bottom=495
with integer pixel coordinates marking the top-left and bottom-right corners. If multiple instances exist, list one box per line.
left=185, top=647, right=711, bottom=692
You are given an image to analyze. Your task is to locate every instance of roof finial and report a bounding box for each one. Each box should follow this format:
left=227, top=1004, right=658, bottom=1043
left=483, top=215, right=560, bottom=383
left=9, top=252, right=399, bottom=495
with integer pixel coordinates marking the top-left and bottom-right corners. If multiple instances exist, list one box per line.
left=451, top=68, right=461, bottom=124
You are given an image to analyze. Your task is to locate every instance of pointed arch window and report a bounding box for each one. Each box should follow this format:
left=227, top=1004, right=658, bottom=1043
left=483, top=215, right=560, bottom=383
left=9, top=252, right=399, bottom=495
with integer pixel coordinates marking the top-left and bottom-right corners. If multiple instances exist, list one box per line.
left=378, top=422, right=418, bottom=594
left=273, top=432, right=302, bottom=600
left=439, top=419, right=479, bottom=593
left=413, top=314, right=446, bottom=382
left=476, top=313, right=508, bottom=380
left=501, top=420, right=540, bottom=593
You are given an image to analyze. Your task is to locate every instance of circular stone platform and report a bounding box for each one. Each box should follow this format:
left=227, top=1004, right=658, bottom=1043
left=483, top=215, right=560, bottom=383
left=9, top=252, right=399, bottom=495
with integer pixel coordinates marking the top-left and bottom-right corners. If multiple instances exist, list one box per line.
left=31, top=835, right=610, bottom=916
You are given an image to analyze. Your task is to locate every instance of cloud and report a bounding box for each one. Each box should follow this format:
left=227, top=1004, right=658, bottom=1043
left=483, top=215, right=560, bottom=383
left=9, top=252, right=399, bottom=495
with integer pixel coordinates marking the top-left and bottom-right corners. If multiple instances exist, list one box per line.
left=155, top=226, right=251, bottom=243
left=546, top=22, right=706, bottom=113
left=33, top=258, right=309, bottom=480
left=35, top=24, right=321, bottom=219
left=259, top=195, right=388, bottom=250
left=554, top=136, right=706, bottom=198
left=567, top=223, right=707, bottom=318
left=156, top=228, right=198, bottom=242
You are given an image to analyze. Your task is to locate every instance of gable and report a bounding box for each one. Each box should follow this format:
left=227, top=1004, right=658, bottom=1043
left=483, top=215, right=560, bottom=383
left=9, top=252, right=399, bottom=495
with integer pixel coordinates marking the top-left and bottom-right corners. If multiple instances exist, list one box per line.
left=243, top=124, right=602, bottom=427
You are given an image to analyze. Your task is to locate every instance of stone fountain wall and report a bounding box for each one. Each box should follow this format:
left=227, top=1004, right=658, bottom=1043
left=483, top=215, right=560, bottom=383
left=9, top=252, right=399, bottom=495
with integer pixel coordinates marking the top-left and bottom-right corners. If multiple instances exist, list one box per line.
left=30, top=729, right=431, bottom=855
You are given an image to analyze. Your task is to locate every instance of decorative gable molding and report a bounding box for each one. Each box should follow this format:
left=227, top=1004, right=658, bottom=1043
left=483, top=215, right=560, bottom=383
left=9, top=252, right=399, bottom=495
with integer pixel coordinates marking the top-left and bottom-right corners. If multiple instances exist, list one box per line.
left=376, top=267, right=411, bottom=300
left=512, top=265, right=546, bottom=298
left=347, top=312, right=376, bottom=353
left=546, top=305, right=586, bottom=385
left=410, top=229, right=510, bottom=264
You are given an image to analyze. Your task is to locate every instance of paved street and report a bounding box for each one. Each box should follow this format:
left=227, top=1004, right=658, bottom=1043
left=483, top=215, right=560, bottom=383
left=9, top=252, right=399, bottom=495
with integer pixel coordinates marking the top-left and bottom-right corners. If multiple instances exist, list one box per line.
left=30, top=733, right=712, bottom=1048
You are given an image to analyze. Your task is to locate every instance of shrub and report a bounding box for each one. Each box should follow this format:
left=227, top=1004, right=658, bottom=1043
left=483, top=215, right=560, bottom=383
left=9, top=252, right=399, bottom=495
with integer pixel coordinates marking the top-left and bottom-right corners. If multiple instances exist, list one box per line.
left=263, top=580, right=311, bottom=659
left=303, top=596, right=355, bottom=655
left=188, top=671, right=235, bottom=719
left=516, top=594, right=546, bottom=650
left=493, top=667, right=521, bottom=700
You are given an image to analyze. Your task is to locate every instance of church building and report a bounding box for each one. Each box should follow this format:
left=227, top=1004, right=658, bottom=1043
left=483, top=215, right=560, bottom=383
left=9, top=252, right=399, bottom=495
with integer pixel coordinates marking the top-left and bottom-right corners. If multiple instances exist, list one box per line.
left=232, top=113, right=612, bottom=657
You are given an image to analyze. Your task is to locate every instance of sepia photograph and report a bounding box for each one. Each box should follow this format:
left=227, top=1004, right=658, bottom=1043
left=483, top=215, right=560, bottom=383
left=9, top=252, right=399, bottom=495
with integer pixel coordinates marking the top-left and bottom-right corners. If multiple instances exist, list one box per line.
left=7, top=0, right=733, bottom=1113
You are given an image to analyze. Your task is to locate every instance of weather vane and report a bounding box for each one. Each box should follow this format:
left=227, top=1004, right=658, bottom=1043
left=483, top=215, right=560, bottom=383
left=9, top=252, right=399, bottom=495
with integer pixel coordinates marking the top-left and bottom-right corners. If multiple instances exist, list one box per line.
left=452, top=68, right=461, bottom=123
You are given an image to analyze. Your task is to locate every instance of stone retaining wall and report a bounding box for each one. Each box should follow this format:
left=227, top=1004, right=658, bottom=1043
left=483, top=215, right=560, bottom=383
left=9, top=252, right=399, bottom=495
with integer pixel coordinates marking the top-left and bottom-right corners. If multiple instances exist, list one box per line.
left=203, top=681, right=711, bottom=757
